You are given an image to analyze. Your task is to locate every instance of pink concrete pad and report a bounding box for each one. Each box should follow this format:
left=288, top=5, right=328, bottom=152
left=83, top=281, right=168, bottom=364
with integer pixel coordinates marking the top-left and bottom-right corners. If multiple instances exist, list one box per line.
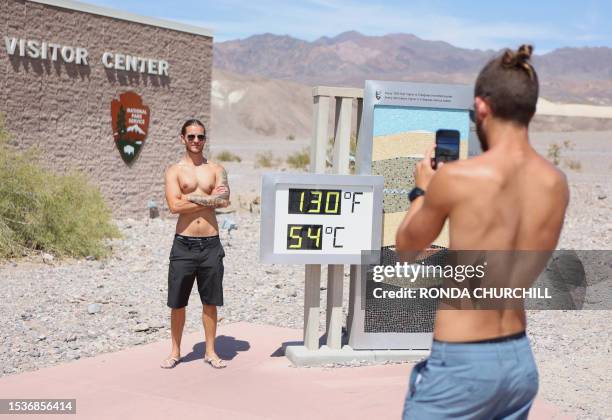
left=0, top=322, right=573, bottom=419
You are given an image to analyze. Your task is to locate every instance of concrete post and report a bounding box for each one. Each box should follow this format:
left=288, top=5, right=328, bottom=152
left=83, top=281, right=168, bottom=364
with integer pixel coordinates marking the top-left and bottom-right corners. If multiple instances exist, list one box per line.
left=310, top=93, right=330, bottom=173
left=332, top=96, right=352, bottom=174
left=303, top=93, right=330, bottom=350
left=325, top=264, right=344, bottom=349
left=304, top=264, right=321, bottom=350
left=325, top=95, right=353, bottom=349
left=304, top=87, right=363, bottom=352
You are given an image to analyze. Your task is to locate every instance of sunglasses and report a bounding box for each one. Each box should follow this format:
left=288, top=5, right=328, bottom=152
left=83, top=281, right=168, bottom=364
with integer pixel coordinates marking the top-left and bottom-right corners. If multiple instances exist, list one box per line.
left=186, top=134, right=206, bottom=142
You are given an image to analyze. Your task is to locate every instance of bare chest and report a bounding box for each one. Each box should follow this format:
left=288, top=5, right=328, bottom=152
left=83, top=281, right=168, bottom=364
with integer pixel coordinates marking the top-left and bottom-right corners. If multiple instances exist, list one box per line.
left=177, top=166, right=215, bottom=194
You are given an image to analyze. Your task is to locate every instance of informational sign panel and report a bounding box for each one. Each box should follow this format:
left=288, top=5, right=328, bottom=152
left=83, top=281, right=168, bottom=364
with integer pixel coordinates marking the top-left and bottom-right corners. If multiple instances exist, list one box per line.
left=260, top=173, right=384, bottom=264
left=349, top=81, right=473, bottom=350
left=356, top=81, right=472, bottom=248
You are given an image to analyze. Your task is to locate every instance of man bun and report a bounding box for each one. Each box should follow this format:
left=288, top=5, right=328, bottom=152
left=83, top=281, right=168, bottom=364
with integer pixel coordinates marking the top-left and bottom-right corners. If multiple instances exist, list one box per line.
left=474, top=44, right=539, bottom=126
left=501, top=44, right=535, bottom=80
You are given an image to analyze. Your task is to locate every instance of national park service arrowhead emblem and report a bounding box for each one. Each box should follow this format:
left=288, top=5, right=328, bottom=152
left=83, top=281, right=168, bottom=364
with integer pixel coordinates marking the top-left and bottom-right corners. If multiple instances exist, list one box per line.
left=111, top=91, right=150, bottom=164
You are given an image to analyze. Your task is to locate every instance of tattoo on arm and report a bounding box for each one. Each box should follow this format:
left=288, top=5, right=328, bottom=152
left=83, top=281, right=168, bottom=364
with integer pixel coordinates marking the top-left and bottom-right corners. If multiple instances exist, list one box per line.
left=186, top=194, right=228, bottom=208
left=217, top=168, right=230, bottom=200
left=184, top=167, right=230, bottom=208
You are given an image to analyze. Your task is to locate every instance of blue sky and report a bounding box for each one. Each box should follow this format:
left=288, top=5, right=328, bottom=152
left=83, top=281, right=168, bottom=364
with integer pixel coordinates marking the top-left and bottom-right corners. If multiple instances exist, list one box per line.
left=89, top=0, right=611, bottom=52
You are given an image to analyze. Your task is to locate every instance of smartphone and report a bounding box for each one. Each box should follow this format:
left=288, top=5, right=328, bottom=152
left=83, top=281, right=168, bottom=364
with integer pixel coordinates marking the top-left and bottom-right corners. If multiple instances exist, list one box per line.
left=434, top=129, right=460, bottom=169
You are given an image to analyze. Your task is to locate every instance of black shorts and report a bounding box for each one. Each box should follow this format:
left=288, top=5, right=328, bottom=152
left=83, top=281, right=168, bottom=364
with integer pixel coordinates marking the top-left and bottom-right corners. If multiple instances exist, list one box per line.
left=167, top=234, right=225, bottom=308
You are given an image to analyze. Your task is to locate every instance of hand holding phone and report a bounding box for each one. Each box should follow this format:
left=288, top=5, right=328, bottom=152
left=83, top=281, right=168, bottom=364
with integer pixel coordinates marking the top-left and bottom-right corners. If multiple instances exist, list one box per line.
left=433, top=129, right=460, bottom=169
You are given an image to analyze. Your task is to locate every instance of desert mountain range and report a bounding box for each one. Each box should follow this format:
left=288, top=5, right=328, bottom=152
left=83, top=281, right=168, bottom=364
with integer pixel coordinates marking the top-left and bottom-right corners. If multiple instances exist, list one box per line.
left=211, top=32, right=612, bottom=142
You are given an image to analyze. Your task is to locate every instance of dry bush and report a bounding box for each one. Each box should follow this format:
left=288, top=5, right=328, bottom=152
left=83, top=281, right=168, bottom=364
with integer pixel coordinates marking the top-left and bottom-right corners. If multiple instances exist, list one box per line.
left=565, top=159, right=582, bottom=172
left=215, top=150, right=242, bottom=162
left=255, top=151, right=278, bottom=168
left=286, top=148, right=310, bottom=169
left=547, top=140, right=575, bottom=167
left=547, top=143, right=561, bottom=166
left=0, top=119, right=120, bottom=259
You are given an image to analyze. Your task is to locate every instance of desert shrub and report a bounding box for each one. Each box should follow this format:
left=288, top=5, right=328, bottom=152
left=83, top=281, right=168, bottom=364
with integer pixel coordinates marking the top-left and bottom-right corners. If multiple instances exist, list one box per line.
left=286, top=148, right=310, bottom=169
left=215, top=150, right=242, bottom=162
left=0, top=120, right=120, bottom=259
left=565, top=159, right=582, bottom=171
left=255, top=151, right=277, bottom=168
left=547, top=139, right=576, bottom=167
left=546, top=143, right=561, bottom=166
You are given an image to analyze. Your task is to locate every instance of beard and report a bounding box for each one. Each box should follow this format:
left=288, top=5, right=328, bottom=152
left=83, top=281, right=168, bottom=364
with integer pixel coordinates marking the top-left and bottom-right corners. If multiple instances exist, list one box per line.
left=476, top=118, right=489, bottom=152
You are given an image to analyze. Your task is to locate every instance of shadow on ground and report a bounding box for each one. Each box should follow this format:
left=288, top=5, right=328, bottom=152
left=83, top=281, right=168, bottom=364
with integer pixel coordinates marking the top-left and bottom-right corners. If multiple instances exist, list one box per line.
left=181, top=335, right=250, bottom=363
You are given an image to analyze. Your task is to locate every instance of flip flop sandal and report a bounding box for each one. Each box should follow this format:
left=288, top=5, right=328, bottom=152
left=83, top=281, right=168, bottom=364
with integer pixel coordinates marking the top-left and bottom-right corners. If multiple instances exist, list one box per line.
left=204, top=356, right=227, bottom=369
left=160, top=357, right=181, bottom=369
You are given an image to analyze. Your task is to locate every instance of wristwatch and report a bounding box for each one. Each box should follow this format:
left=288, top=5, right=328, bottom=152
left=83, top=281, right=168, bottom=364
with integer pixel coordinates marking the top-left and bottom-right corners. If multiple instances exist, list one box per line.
left=408, top=187, right=426, bottom=202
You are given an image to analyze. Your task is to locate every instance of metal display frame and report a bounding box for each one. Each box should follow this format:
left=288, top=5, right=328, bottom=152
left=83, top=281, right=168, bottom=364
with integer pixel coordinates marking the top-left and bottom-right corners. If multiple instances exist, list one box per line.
left=349, top=80, right=473, bottom=349
left=260, top=172, right=384, bottom=265
left=355, top=80, right=473, bottom=174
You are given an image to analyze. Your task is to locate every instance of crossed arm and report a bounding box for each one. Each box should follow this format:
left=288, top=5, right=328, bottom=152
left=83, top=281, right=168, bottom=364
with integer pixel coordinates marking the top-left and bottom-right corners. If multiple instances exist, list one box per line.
left=164, top=164, right=230, bottom=215
left=185, top=166, right=230, bottom=208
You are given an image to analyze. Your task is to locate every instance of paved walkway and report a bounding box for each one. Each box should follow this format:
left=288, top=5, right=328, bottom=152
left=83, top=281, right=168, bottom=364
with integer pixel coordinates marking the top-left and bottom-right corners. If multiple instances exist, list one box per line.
left=0, top=322, right=573, bottom=419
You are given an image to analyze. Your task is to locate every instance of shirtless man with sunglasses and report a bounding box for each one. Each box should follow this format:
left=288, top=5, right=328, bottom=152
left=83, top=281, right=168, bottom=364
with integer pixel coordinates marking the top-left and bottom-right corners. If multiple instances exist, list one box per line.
left=161, top=119, right=230, bottom=370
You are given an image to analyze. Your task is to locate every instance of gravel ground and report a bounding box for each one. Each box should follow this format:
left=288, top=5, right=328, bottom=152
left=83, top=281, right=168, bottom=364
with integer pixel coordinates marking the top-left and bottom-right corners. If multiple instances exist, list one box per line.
left=1, top=134, right=611, bottom=418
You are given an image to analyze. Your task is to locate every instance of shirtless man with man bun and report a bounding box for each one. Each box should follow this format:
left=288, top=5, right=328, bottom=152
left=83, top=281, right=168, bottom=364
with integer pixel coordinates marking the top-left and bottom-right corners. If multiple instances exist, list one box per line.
left=161, top=119, right=230, bottom=369
left=397, top=45, right=569, bottom=419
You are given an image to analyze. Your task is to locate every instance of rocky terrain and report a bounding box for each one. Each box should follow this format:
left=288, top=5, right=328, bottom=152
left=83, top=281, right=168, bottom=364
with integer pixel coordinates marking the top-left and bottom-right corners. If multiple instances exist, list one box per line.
left=1, top=130, right=611, bottom=418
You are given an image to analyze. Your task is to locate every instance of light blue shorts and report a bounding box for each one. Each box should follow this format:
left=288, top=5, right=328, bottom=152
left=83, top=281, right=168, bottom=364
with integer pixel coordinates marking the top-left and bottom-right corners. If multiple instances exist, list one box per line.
left=403, top=333, right=538, bottom=420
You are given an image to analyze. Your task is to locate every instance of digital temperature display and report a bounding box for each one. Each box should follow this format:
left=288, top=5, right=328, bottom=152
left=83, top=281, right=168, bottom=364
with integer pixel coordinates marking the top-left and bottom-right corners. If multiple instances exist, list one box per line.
left=287, top=224, right=323, bottom=250
left=288, top=189, right=341, bottom=215
left=260, top=173, right=383, bottom=264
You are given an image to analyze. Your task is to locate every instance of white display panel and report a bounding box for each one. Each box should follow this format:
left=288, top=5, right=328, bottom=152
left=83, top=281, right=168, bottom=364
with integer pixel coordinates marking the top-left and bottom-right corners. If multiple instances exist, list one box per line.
left=260, top=173, right=384, bottom=264
left=273, top=184, right=374, bottom=255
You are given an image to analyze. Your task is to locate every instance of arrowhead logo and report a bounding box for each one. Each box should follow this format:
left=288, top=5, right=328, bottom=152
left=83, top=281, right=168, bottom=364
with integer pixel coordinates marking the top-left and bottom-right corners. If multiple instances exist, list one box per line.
left=110, top=91, right=150, bottom=164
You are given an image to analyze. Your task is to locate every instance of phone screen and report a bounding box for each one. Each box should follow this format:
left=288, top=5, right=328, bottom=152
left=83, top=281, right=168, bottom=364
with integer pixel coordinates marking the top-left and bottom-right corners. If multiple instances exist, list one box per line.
left=434, top=129, right=460, bottom=168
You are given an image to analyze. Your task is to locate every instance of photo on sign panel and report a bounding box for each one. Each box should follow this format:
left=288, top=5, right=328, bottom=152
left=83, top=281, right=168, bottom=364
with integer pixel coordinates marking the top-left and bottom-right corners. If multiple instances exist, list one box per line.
left=371, top=105, right=469, bottom=248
